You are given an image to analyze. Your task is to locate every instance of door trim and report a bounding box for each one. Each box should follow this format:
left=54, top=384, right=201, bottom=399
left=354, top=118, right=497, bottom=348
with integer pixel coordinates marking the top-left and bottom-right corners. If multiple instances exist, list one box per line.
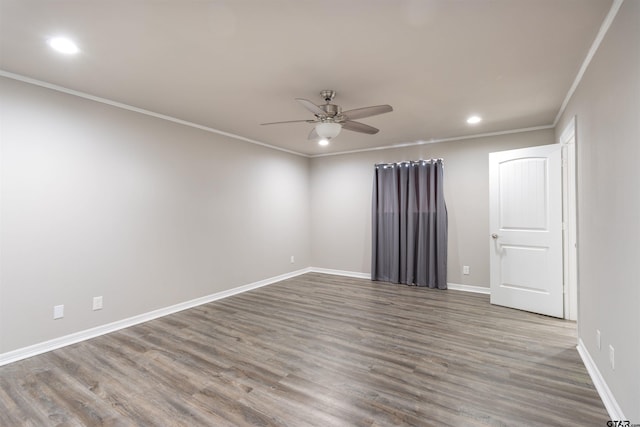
left=560, top=117, right=578, bottom=320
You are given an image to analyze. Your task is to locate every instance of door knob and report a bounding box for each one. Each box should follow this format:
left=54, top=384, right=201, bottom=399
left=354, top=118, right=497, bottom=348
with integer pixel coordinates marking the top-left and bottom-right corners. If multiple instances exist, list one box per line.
left=491, top=233, right=499, bottom=239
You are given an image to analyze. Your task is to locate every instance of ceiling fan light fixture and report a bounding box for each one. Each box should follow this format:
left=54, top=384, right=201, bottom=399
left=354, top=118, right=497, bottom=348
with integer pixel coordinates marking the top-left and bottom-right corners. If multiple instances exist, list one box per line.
left=315, top=122, right=342, bottom=139
left=262, top=91, right=392, bottom=143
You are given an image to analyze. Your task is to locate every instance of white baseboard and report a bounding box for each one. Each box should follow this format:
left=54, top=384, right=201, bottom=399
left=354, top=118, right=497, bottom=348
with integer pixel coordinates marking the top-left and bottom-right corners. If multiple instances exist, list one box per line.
left=0, top=268, right=311, bottom=367
left=308, top=267, right=371, bottom=279
left=576, top=338, right=626, bottom=421
left=308, top=269, right=491, bottom=295
left=447, top=282, right=491, bottom=294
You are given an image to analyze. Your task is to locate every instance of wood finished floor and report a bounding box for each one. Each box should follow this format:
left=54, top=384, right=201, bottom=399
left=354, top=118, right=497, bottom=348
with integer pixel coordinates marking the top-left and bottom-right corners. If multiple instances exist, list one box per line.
left=0, top=273, right=608, bottom=426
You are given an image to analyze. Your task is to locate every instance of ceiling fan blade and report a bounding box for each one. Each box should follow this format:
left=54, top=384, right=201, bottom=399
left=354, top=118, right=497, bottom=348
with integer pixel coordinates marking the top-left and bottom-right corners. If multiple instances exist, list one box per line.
left=342, top=120, right=379, bottom=135
left=308, top=127, right=320, bottom=140
left=296, top=98, right=326, bottom=116
left=261, top=119, right=316, bottom=125
left=342, top=105, right=393, bottom=121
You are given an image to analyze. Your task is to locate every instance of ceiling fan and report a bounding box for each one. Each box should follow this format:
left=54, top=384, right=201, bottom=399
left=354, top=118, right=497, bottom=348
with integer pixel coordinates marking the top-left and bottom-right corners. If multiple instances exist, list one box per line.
left=261, top=90, right=393, bottom=143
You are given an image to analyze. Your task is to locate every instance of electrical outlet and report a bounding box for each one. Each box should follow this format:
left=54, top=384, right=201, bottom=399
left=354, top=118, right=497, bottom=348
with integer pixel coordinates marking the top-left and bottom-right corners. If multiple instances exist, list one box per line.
left=290, top=255, right=295, bottom=264
left=53, top=305, right=64, bottom=319
left=463, top=265, right=470, bottom=275
left=93, top=296, right=103, bottom=311
left=609, top=345, right=615, bottom=370
left=596, top=329, right=601, bottom=350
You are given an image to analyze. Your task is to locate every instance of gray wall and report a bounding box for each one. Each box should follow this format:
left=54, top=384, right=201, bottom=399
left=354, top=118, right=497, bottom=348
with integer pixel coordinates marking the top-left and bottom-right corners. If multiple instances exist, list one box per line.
left=0, top=77, right=310, bottom=353
left=310, top=129, right=553, bottom=287
left=2, top=3, right=637, bottom=416
left=556, top=0, right=639, bottom=420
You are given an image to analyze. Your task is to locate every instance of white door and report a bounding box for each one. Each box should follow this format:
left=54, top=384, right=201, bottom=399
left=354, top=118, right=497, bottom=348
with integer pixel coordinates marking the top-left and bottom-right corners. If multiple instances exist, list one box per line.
left=489, top=144, right=563, bottom=317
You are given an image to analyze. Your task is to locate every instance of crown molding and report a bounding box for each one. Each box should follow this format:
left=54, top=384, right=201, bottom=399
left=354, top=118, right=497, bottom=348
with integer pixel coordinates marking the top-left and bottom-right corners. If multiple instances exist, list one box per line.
left=553, top=0, right=624, bottom=126
left=310, top=125, right=555, bottom=158
left=0, top=70, right=309, bottom=158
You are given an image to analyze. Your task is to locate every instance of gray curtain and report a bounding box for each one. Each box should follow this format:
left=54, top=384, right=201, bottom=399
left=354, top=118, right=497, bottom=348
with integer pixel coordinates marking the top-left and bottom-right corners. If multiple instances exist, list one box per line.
left=371, top=159, right=447, bottom=289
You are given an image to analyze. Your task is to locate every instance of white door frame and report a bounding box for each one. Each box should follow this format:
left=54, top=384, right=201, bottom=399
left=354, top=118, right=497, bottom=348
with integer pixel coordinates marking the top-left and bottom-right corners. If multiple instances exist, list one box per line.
left=560, top=116, right=578, bottom=321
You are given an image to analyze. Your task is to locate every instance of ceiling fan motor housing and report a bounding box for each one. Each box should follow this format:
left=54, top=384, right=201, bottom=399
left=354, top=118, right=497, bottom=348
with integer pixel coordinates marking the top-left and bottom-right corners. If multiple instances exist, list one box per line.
left=320, top=103, right=342, bottom=121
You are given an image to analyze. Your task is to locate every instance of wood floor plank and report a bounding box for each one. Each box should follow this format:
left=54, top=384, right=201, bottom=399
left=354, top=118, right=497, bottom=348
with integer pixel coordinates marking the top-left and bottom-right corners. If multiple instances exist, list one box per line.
left=0, top=273, right=609, bottom=426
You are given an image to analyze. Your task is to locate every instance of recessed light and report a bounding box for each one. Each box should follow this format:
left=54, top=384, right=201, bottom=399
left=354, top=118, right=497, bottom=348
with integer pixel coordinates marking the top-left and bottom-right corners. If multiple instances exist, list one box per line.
left=318, top=138, right=330, bottom=146
left=48, top=37, right=79, bottom=54
left=467, top=115, right=482, bottom=124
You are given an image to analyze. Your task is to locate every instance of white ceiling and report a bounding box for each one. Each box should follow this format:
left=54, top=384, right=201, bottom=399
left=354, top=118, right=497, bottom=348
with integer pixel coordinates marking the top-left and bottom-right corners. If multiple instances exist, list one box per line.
left=0, top=0, right=612, bottom=156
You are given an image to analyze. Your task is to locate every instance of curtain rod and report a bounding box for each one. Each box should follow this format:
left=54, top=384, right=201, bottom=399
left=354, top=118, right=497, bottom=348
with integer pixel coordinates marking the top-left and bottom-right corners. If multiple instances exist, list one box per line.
left=375, top=158, right=443, bottom=168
